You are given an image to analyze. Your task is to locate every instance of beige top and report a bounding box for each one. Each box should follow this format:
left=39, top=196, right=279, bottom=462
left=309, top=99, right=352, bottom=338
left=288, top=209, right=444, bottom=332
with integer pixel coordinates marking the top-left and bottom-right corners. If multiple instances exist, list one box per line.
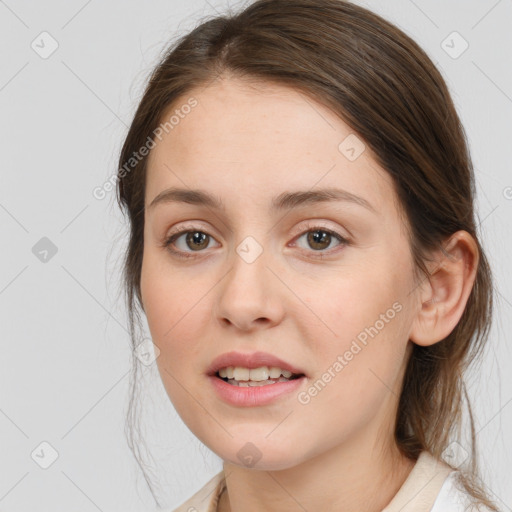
left=170, top=450, right=458, bottom=512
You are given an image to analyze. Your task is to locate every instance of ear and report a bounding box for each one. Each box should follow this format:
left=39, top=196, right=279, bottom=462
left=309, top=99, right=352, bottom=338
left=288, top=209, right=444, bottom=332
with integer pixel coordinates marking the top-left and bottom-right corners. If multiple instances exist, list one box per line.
left=409, top=230, right=479, bottom=347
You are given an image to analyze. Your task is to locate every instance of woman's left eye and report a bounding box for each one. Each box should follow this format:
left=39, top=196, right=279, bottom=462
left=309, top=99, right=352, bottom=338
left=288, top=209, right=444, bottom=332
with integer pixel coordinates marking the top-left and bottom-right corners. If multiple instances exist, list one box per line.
left=162, top=225, right=349, bottom=259
left=292, top=227, right=348, bottom=255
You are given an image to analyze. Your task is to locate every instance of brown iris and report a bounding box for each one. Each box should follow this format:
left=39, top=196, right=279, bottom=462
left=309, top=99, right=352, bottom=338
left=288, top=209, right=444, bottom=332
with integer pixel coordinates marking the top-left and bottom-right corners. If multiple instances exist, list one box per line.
left=186, top=231, right=209, bottom=251
left=307, top=230, right=332, bottom=251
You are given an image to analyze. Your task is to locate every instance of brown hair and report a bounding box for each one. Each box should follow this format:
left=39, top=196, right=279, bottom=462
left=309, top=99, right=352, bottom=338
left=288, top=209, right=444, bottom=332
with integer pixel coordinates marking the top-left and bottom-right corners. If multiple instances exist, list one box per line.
left=116, top=0, right=497, bottom=508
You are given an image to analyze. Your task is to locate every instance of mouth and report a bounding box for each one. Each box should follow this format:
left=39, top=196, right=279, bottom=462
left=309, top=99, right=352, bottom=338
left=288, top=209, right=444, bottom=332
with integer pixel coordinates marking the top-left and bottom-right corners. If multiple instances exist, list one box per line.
left=207, top=351, right=307, bottom=387
left=214, top=367, right=305, bottom=387
left=208, top=363, right=307, bottom=407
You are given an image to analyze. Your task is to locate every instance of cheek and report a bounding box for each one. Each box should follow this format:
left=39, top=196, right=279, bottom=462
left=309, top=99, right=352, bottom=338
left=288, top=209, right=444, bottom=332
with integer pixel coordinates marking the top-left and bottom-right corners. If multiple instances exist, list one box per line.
left=296, top=287, right=410, bottom=443
left=140, top=249, right=214, bottom=373
left=141, top=251, right=184, bottom=353
left=298, top=263, right=405, bottom=348
left=299, top=251, right=413, bottom=395
left=140, top=253, right=211, bottom=422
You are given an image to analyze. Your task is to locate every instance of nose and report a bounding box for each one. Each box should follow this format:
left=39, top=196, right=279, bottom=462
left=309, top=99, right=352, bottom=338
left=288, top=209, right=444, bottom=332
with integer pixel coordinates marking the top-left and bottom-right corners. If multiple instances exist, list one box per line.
left=213, top=241, right=286, bottom=332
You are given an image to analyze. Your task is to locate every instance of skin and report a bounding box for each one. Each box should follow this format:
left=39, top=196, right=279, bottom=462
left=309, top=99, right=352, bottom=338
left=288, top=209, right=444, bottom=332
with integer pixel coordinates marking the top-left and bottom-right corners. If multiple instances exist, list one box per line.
left=140, top=77, right=479, bottom=512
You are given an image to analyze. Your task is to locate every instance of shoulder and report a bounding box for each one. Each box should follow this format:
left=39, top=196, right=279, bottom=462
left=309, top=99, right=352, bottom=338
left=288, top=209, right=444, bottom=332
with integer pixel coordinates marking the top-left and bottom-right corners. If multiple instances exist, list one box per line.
left=166, top=471, right=226, bottom=512
left=383, top=451, right=498, bottom=512
left=431, top=471, right=497, bottom=512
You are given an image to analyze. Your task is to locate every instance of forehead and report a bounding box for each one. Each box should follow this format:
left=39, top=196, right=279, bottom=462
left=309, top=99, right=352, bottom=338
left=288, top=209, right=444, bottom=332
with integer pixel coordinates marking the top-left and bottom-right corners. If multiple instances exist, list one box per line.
left=145, top=78, right=395, bottom=215
left=150, top=78, right=349, bottom=162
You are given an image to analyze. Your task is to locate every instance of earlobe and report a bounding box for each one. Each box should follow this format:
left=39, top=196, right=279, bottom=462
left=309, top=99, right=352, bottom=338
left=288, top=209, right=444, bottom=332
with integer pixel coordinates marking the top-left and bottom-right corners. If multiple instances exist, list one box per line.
left=409, top=230, right=479, bottom=347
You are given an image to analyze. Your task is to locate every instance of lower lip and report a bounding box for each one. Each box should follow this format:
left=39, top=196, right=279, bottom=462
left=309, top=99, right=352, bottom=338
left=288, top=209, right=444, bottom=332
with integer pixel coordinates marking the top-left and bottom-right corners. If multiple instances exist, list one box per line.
left=208, top=375, right=306, bottom=407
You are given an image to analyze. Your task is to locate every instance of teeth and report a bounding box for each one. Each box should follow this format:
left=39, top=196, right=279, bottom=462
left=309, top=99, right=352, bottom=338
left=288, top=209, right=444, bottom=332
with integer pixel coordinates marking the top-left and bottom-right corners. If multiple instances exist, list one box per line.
left=227, top=377, right=293, bottom=386
left=233, top=367, right=250, bottom=381
left=218, top=366, right=295, bottom=381
left=249, top=367, right=269, bottom=381
left=269, top=367, right=282, bottom=379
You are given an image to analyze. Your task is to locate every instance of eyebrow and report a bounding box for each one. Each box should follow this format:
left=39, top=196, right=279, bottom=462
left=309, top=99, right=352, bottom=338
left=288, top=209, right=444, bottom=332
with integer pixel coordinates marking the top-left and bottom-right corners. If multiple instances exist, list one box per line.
left=148, top=186, right=376, bottom=214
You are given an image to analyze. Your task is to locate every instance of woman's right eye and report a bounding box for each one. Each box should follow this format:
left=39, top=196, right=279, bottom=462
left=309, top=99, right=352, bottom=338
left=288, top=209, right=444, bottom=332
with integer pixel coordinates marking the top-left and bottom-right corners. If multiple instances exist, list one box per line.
left=163, top=228, right=219, bottom=259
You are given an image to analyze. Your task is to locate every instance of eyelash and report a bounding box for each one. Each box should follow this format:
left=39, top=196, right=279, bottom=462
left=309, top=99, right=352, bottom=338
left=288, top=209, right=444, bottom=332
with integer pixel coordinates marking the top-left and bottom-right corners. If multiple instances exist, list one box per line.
left=161, top=223, right=350, bottom=260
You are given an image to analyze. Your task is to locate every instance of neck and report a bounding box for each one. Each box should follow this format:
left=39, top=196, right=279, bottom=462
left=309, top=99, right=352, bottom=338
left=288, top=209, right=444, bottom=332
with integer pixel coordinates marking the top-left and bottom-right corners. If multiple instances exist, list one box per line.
left=218, top=439, right=415, bottom=512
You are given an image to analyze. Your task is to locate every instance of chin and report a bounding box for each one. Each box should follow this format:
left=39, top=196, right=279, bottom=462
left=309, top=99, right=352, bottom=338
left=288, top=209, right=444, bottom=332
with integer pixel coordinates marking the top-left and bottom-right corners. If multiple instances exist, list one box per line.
left=211, top=437, right=307, bottom=472
left=224, top=454, right=302, bottom=472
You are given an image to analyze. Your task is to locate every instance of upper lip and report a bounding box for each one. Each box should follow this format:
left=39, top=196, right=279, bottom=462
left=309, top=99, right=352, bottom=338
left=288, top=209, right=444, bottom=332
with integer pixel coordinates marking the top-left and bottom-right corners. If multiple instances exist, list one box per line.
left=207, top=351, right=306, bottom=377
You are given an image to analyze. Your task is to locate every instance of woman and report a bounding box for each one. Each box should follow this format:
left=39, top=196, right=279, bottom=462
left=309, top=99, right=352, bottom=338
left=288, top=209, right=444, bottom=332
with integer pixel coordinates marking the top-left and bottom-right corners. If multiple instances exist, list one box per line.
left=116, top=0, right=499, bottom=510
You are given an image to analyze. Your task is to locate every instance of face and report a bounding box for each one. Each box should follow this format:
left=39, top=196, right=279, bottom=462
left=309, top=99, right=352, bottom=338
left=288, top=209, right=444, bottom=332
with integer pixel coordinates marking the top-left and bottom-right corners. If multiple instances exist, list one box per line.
left=140, top=77, right=421, bottom=470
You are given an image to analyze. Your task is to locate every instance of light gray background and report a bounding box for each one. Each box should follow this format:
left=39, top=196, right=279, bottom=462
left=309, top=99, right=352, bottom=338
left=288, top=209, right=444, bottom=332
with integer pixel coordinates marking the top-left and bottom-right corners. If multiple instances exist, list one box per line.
left=0, top=0, right=511, bottom=511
